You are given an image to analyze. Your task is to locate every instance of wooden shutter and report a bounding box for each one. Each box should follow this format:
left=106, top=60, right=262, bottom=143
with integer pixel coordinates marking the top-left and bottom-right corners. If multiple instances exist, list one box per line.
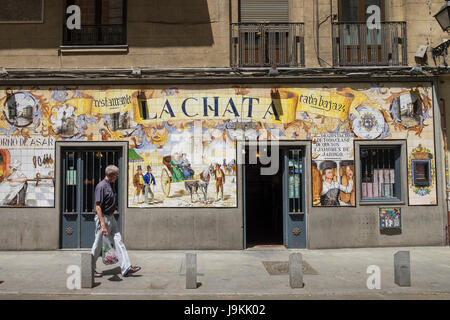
left=240, top=0, right=289, bottom=23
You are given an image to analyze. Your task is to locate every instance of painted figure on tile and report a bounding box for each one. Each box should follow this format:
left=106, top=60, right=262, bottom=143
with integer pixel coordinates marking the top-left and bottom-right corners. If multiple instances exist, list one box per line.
left=319, top=161, right=353, bottom=207
left=312, top=162, right=322, bottom=206
left=339, top=162, right=355, bottom=206
left=4, top=160, right=28, bottom=207
left=214, top=163, right=226, bottom=201
left=180, top=153, right=194, bottom=179
left=133, top=165, right=145, bottom=203
left=170, top=153, right=185, bottom=182
left=143, top=165, right=156, bottom=204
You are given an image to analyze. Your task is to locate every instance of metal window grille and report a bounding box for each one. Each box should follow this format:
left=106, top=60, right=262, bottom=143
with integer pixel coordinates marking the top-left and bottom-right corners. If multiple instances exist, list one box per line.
left=62, top=150, right=119, bottom=214
left=231, top=23, right=305, bottom=67
left=360, top=146, right=401, bottom=201
left=332, top=22, right=407, bottom=66
left=63, top=0, right=126, bottom=46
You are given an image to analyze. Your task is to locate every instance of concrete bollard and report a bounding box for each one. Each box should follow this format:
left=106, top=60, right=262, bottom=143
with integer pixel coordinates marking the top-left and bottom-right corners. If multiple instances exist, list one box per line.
left=394, top=251, right=411, bottom=287
left=186, top=253, right=197, bottom=289
left=81, top=253, right=94, bottom=288
left=289, top=253, right=304, bottom=288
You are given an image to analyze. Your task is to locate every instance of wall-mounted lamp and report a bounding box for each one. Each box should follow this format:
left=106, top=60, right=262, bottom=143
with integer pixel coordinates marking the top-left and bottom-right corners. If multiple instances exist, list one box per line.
left=432, top=1, right=450, bottom=66
left=434, top=1, right=450, bottom=32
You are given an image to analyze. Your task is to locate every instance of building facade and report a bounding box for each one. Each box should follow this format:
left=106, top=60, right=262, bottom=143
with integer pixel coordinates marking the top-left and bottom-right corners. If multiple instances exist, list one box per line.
left=0, top=0, right=449, bottom=250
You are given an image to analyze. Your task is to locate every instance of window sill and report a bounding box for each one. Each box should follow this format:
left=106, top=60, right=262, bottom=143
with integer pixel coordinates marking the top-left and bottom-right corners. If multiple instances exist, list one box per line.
left=359, top=200, right=405, bottom=206
left=59, top=45, right=129, bottom=54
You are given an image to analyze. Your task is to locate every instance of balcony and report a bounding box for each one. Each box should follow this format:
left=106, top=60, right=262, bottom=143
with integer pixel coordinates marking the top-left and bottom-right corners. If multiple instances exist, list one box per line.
left=332, top=22, right=407, bottom=66
left=231, top=23, right=305, bottom=68
left=63, top=24, right=126, bottom=46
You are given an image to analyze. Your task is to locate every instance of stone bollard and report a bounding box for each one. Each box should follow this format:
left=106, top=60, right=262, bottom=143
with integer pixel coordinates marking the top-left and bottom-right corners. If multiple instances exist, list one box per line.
left=289, top=253, right=304, bottom=288
left=81, top=253, right=94, bottom=288
left=394, top=251, right=411, bottom=287
left=186, top=253, right=197, bottom=289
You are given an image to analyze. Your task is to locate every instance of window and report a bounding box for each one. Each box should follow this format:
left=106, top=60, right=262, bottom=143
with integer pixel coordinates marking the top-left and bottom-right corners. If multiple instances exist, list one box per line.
left=332, top=0, right=408, bottom=67
left=412, top=160, right=431, bottom=187
left=233, top=0, right=303, bottom=67
left=239, top=0, right=289, bottom=23
left=63, top=0, right=127, bottom=46
left=339, top=0, right=385, bottom=46
left=339, top=0, right=385, bottom=22
left=0, top=0, right=44, bottom=23
left=360, top=146, right=401, bottom=202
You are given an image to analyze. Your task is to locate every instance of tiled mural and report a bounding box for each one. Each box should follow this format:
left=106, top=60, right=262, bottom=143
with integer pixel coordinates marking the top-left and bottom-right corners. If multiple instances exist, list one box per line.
left=0, top=83, right=436, bottom=208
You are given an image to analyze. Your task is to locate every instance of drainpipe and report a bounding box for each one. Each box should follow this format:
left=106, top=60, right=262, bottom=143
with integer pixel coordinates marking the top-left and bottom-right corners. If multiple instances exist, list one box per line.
left=315, top=0, right=333, bottom=67
left=316, top=0, right=320, bottom=66
left=442, top=97, right=450, bottom=245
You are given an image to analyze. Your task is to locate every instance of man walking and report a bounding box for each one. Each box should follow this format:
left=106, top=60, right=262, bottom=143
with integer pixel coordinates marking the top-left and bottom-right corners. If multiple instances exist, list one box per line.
left=143, top=165, right=156, bottom=204
left=91, top=165, right=141, bottom=277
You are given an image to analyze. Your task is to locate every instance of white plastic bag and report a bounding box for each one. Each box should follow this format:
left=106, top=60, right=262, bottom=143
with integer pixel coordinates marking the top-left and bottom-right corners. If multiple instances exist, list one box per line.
left=102, top=235, right=118, bottom=265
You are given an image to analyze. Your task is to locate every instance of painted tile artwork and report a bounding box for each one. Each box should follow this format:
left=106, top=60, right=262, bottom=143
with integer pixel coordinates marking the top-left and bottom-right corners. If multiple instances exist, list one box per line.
left=0, top=83, right=436, bottom=208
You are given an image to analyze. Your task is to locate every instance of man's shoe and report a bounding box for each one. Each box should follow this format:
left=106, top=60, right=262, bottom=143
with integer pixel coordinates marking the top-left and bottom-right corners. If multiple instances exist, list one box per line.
left=94, top=270, right=103, bottom=277
left=124, top=266, right=141, bottom=277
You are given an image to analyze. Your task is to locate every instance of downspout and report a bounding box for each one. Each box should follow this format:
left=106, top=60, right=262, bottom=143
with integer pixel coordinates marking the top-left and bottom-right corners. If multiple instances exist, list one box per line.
left=442, top=97, right=450, bottom=245
left=316, top=0, right=320, bottom=66
left=315, top=0, right=333, bottom=67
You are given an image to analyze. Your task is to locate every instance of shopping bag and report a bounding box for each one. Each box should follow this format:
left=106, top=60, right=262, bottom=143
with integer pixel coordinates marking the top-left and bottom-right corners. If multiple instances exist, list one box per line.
left=102, top=235, right=118, bottom=265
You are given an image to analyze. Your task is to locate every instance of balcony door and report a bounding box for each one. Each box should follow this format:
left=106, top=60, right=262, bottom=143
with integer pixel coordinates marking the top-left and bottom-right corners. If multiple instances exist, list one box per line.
left=338, top=0, right=385, bottom=65
left=239, top=0, right=290, bottom=67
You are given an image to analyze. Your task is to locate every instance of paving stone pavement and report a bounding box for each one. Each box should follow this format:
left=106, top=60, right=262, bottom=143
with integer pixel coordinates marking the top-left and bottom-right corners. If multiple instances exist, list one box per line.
left=0, top=246, right=449, bottom=299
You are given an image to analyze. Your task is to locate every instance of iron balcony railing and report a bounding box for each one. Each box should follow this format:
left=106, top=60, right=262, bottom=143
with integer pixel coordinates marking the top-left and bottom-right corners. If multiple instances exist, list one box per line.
left=332, top=22, right=407, bottom=66
left=63, top=24, right=126, bottom=46
left=231, top=23, right=305, bottom=67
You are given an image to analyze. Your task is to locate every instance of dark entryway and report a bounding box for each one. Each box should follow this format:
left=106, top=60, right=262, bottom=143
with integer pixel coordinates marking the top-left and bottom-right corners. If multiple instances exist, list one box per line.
left=244, top=144, right=307, bottom=249
left=244, top=146, right=284, bottom=247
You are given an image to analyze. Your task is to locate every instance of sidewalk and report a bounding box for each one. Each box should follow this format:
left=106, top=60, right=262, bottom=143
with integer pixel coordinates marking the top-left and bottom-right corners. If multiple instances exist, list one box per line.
left=1, top=246, right=450, bottom=299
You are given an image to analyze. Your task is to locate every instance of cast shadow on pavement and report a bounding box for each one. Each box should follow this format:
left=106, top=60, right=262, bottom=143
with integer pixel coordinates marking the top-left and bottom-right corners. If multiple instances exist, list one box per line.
left=102, top=267, right=144, bottom=281
left=103, top=266, right=121, bottom=276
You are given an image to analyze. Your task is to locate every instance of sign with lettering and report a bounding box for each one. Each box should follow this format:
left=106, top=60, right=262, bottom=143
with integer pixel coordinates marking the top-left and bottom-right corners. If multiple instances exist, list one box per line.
left=312, top=133, right=354, bottom=161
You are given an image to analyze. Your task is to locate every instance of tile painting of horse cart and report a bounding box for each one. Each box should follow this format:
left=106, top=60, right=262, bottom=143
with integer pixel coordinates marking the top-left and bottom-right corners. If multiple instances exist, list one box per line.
left=127, top=125, right=238, bottom=208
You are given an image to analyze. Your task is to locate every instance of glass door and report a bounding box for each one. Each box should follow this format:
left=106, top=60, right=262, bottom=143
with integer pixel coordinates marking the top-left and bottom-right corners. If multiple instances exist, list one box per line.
left=283, top=148, right=306, bottom=248
left=61, top=147, right=122, bottom=249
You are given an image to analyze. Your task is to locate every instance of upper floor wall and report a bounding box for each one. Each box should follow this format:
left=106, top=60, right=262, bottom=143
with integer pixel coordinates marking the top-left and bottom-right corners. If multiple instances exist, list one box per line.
left=0, top=0, right=448, bottom=69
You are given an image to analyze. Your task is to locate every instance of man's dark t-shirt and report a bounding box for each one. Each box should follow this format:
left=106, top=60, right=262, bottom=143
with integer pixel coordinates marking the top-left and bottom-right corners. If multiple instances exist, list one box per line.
left=94, top=178, right=117, bottom=215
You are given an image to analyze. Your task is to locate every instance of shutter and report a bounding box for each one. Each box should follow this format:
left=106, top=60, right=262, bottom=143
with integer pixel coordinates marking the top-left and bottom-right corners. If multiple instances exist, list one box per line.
left=240, top=0, right=289, bottom=23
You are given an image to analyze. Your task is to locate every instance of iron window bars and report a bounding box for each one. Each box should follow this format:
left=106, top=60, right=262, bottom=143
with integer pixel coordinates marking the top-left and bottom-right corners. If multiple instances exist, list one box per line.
left=231, top=23, right=305, bottom=67
left=332, top=21, right=407, bottom=66
left=360, top=146, right=401, bottom=201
